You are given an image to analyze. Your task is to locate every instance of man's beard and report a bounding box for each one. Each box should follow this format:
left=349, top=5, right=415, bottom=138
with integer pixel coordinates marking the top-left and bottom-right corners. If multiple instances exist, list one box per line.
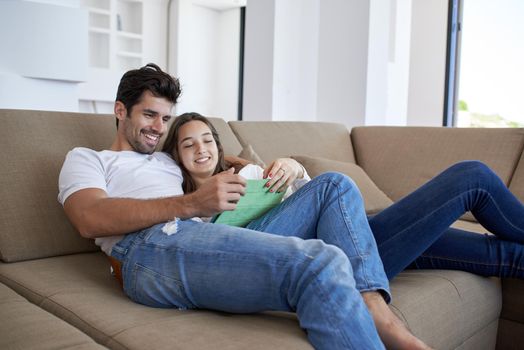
left=125, top=127, right=159, bottom=154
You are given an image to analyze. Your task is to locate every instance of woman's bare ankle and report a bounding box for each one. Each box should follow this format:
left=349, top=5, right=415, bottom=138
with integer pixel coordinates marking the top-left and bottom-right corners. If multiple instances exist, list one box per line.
left=362, top=292, right=433, bottom=350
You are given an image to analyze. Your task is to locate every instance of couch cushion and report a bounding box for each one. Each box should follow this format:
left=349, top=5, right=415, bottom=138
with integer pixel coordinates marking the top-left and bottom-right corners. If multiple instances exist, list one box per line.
left=0, top=253, right=502, bottom=350
left=207, top=117, right=243, bottom=156
left=0, top=109, right=120, bottom=262
left=239, top=144, right=267, bottom=168
left=389, top=270, right=501, bottom=350
left=351, top=127, right=524, bottom=202
left=229, top=121, right=356, bottom=164
left=0, top=253, right=312, bottom=350
left=0, top=282, right=107, bottom=349
left=291, top=155, right=393, bottom=214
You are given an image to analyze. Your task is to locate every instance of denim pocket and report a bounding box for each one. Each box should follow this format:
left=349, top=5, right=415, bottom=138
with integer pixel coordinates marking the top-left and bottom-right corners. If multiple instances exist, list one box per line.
left=129, top=263, right=194, bottom=310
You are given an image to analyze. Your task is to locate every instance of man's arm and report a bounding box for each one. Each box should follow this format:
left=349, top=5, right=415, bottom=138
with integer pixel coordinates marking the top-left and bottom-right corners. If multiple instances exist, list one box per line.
left=64, top=170, right=246, bottom=239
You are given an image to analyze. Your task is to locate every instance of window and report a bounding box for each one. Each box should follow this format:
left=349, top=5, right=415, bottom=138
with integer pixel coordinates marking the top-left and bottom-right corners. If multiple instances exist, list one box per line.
left=445, top=0, right=524, bottom=127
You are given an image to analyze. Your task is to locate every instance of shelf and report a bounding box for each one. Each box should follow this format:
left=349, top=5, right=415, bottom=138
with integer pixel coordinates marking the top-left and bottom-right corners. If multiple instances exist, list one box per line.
left=116, top=0, right=142, bottom=34
left=82, top=0, right=143, bottom=72
left=117, top=51, right=142, bottom=59
left=88, top=10, right=110, bottom=29
left=116, top=31, right=142, bottom=40
left=87, top=7, right=110, bottom=15
left=89, top=27, right=110, bottom=34
left=81, top=0, right=110, bottom=10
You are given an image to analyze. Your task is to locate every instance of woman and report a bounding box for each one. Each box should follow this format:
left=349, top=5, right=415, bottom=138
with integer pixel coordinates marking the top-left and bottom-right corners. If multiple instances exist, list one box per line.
left=163, top=112, right=524, bottom=349
left=163, top=112, right=310, bottom=198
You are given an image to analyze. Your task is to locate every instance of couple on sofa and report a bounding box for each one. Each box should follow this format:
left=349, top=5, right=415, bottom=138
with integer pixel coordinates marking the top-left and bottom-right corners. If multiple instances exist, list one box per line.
left=58, top=63, right=524, bottom=350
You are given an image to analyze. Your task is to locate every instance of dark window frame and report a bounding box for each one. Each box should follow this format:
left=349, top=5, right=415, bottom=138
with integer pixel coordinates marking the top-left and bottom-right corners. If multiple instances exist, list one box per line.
left=237, top=6, right=246, bottom=121
left=443, top=0, right=463, bottom=126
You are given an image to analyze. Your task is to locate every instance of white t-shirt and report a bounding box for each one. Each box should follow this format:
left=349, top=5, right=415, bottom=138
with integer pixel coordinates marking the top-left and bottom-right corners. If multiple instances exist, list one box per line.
left=58, top=147, right=184, bottom=255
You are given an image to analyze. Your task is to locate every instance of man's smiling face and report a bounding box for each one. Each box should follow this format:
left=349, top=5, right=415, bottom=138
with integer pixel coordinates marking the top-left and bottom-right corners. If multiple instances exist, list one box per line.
left=117, top=91, right=174, bottom=154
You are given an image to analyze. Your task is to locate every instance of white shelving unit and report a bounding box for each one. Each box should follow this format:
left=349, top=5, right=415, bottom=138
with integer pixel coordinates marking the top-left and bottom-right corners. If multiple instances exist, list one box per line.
left=78, top=0, right=169, bottom=111
left=81, top=0, right=143, bottom=72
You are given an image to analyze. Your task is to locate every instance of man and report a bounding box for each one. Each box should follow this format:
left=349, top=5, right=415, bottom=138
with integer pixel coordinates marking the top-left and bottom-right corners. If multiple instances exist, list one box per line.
left=59, top=63, right=430, bottom=349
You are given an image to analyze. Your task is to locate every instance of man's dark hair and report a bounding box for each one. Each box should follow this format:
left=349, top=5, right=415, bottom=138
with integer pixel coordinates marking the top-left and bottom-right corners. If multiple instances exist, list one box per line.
left=115, top=63, right=182, bottom=127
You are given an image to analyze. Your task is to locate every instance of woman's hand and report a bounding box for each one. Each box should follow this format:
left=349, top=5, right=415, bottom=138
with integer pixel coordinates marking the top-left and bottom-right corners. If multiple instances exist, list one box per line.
left=263, top=158, right=305, bottom=193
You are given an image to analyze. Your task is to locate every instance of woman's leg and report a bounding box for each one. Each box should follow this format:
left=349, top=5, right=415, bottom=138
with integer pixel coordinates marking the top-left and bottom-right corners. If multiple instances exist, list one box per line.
left=409, top=227, right=524, bottom=278
left=368, top=161, right=524, bottom=279
left=247, top=172, right=390, bottom=299
left=111, top=220, right=385, bottom=350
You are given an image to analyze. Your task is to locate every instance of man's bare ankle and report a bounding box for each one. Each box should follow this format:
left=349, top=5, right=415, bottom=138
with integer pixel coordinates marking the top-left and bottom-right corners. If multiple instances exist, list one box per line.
left=361, top=291, right=433, bottom=350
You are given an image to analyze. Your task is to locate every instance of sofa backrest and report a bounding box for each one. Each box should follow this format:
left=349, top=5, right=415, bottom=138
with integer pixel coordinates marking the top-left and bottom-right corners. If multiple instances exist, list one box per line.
left=0, top=110, right=118, bottom=262
left=229, top=121, right=356, bottom=164
left=351, top=126, right=524, bottom=201
left=0, top=111, right=246, bottom=263
left=509, top=150, right=524, bottom=202
left=206, top=117, right=243, bottom=156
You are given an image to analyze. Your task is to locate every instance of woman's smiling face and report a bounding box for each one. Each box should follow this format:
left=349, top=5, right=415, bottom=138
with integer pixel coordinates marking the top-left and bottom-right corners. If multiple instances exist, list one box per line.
left=177, top=120, right=219, bottom=179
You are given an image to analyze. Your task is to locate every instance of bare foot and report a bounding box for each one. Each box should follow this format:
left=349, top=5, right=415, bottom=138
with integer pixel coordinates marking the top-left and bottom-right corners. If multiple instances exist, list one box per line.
left=362, top=292, right=433, bottom=350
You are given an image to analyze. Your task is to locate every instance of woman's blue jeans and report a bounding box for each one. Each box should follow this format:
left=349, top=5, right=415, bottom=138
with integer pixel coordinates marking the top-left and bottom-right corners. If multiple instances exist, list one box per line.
left=111, top=161, right=524, bottom=350
left=369, top=160, right=524, bottom=279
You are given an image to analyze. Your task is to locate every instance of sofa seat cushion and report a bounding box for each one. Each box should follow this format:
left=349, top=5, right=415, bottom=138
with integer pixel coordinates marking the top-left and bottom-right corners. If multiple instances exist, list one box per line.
left=0, top=282, right=107, bottom=349
left=390, top=270, right=501, bottom=350
left=0, top=253, right=312, bottom=350
left=0, top=252, right=503, bottom=350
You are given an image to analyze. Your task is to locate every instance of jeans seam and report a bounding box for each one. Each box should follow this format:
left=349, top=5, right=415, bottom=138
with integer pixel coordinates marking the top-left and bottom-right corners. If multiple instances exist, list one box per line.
left=333, top=178, right=373, bottom=292
left=418, top=254, right=524, bottom=270
left=478, top=189, right=524, bottom=236
left=308, top=266, right=359, bottom=349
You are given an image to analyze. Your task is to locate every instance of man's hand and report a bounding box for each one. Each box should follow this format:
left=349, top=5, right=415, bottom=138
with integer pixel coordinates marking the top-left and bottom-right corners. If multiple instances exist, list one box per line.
left=186, top=168, right=247, bottom=217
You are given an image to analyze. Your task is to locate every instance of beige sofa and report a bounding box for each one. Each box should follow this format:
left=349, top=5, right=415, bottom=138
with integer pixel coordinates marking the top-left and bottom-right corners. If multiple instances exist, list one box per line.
left=1, top=109, right=523, bottom=350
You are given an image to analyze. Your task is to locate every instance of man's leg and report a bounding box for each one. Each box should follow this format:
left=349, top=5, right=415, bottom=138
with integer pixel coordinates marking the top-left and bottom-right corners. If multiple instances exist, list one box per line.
left=246, top=172, right=430, bottom=349
left=247, top=172, right=390, bottom=299
left=368, top=161, right=524, bottom=279
left=111, top=220, right=385, bottom=350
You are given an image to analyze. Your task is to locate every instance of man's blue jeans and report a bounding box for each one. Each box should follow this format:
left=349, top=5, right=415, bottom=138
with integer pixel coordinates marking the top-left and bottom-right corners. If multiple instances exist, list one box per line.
left=111, top=161, right=524, bottom=349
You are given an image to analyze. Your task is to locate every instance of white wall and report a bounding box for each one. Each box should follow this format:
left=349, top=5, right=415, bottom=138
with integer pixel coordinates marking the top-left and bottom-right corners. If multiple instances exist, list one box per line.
left=0, top=0, right=87, bottom=112
left=407, top=0, right=449, bottom=126
left=272, top=0, right=319, bottom=122
left=213, top=8, right=240, bottom=120
left=0, top=0, right=450, bottom=125
left=366, top=0, right=412, bottom=126
left=242, top=0, right=275, bottom=121
left=242, top=0, right=449, bottom=127
left=143, top=0, right=169, bottom=69
left=316, top=0, right=370, bottom=126
left=171, top=0, right=240, bottom=120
